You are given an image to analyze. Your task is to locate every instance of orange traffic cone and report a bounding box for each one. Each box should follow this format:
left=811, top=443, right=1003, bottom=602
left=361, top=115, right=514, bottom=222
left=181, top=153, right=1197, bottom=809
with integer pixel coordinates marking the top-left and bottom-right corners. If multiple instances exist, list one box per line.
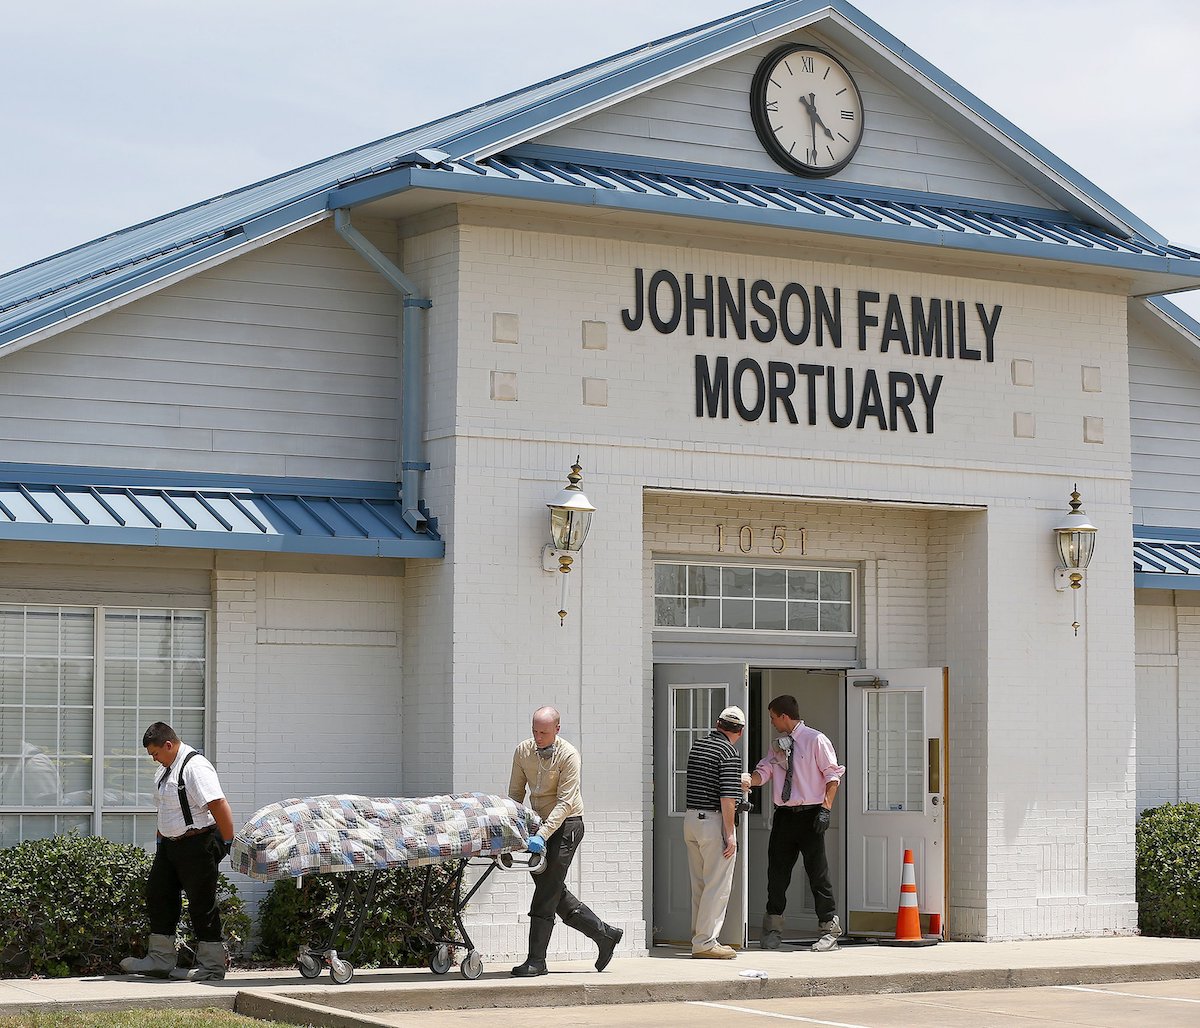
left=879, top=848, right=938, bottom=947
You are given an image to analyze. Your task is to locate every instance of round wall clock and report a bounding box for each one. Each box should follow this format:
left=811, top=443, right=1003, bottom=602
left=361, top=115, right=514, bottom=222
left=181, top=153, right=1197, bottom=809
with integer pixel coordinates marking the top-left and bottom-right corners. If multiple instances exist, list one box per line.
left=750, top=43, right=865, bottom=178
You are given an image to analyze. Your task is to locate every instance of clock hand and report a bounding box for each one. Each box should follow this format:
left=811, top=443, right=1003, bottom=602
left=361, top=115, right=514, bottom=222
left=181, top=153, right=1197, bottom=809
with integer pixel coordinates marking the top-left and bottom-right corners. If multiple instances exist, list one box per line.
left=797, top=94, right=818, bottom=155
left=806, top=93, right=836, bottom=140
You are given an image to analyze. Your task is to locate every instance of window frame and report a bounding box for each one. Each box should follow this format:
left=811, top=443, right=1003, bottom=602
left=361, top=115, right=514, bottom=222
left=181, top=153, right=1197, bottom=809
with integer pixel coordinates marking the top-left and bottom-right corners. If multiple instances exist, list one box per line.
left=653, top=560, right=857, bottom=637
left=0, top=602, right=210, bottom=846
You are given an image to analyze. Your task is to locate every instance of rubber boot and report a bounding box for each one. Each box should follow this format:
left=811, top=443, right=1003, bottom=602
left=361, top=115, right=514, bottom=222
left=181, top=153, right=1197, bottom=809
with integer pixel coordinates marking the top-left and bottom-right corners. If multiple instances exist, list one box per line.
left=511, top=915, right=554, bottom=977
left=119, top=934, right=177, bottom=977
left=761, top=914, right=784, bottom=950
left=563, top=903, right=624, bottom=972
left=169, top=940, right=227, bottom=981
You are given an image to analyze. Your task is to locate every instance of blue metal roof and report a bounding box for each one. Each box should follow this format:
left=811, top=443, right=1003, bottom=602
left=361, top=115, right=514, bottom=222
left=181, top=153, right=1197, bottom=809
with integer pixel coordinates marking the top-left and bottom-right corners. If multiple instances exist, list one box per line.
left=1, top=0, right=1195, bottom=354
left=331, top=147, right=1200, bottom=272
left=1134, top=529, right=1200, bottom=591
left=0, top=472, right=442, bottom=559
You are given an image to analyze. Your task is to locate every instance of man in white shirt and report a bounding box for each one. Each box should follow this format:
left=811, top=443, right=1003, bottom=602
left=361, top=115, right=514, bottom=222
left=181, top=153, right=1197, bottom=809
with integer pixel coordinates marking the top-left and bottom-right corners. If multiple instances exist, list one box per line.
left=120, top=722, right=234, bottom=981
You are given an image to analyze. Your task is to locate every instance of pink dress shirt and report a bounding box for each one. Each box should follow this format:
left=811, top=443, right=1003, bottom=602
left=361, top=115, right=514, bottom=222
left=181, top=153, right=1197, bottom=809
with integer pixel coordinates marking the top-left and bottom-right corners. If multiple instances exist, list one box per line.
left=754, top=722, right=845, bottom=807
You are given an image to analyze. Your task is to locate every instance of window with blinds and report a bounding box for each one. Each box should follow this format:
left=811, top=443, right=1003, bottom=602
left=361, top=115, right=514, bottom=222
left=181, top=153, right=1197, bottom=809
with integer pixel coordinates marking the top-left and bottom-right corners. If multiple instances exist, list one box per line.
left=0, top=605, right=208, bottom=847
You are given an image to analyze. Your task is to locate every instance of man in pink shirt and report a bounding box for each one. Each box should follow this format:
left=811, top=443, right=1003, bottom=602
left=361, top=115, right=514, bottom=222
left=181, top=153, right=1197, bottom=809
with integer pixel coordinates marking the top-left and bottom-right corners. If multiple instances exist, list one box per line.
left=742, top=694, right=845, bottom=952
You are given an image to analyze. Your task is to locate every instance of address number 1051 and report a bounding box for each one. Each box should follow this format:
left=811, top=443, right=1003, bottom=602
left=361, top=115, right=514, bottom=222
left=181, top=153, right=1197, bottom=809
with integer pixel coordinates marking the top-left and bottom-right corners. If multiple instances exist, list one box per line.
left=716, top=524, right=806, bottom=555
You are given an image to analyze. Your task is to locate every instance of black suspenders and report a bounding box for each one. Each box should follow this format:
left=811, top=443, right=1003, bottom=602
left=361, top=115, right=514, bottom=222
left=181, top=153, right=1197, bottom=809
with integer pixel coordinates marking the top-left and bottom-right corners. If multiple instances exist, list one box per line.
left=158, top=750, right=201, bottom=827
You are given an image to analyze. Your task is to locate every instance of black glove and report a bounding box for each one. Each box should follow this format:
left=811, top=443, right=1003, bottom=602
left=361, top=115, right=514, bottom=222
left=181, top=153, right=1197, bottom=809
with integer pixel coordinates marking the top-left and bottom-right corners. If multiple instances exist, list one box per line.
left=219, top=837, right=233, bottom=860
left=814, top=807, right=831, bottom=834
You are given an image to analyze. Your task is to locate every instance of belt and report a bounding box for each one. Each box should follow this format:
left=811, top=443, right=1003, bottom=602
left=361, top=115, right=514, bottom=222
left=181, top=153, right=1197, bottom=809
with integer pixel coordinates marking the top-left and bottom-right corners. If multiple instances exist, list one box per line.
left=165, top=825, right=216, bottom=842
left=563, top=815, right=583, bottom=823
left=687, top=808, right=720, bottom=818
left=776, top=803, right=822, bottom=813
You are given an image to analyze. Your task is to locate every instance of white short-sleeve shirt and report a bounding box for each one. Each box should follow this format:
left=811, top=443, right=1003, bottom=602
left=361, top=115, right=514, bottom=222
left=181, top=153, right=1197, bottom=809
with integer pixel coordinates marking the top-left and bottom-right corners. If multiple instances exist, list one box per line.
left=155, top=743, right=224, bottom=839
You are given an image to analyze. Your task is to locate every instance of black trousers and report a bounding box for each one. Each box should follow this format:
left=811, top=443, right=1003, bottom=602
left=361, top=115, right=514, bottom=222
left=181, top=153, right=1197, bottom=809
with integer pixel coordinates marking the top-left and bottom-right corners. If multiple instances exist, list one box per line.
left=529, top=817, right=586, bottom=925
left=765, top=805, right=836, bottom=923
left=147, top=828, right=224, bottom=941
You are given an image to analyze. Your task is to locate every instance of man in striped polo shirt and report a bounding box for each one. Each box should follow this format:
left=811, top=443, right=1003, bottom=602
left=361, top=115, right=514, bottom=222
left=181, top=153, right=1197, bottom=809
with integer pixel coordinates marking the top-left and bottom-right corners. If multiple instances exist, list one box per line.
left=683, top=705, right=746, bottom=959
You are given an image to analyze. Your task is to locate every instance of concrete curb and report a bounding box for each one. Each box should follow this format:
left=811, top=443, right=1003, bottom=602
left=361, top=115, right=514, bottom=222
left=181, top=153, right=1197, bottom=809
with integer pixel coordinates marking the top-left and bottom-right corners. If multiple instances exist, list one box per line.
left=235, top=960, right=1200, bottom=1023
left=6, top=957, right=1200, bottom=1023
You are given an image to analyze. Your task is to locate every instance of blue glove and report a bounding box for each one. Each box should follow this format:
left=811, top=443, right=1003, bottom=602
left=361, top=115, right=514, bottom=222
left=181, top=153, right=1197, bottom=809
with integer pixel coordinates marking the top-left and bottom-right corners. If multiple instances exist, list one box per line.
left=527, top=835, right=545, bottom=855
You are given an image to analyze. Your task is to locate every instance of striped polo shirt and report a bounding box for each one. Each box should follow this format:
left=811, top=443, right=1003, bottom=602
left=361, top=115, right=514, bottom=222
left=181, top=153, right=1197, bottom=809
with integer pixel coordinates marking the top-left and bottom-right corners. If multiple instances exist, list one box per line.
left=685, top=730, right=741, bottom=811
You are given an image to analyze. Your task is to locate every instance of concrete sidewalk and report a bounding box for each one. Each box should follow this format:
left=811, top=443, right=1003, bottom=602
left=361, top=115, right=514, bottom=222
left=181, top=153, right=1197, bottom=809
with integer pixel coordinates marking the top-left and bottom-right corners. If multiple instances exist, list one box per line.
left=3, top=937, right=1200, bottom=1026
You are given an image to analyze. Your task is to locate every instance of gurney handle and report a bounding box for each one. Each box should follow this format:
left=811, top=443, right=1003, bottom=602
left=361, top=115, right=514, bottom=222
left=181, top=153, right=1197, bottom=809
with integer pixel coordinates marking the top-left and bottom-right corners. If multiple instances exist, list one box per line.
left=497, top=851, right=547, bottom=875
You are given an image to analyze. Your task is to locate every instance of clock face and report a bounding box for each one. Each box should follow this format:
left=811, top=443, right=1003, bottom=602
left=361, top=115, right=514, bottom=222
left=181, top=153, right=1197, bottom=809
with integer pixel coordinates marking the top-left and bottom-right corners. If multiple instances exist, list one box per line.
left=750, top=44, right=865, bottom=178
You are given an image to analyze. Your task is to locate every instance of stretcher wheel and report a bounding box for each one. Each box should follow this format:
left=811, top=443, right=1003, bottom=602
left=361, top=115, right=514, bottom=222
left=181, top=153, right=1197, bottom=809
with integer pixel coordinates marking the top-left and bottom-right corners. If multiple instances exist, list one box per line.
left=329, top=956, right=354, bottom=984
left=297, top=952, right=322, bottom=979
left=460, top=950, right=483, bottom=980
left=499, top=852, right=514, bottom=868
left=528, top=852, right=546, bottom=875
left=430, top=944, right=452, bottom=975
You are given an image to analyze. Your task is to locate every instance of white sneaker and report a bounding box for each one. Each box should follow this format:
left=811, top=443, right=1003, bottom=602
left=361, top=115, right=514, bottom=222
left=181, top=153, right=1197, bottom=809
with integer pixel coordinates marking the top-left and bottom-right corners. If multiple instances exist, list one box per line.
left=811, top=915, right=842, bottom=952
left=818, top=915, right=843, bottom=939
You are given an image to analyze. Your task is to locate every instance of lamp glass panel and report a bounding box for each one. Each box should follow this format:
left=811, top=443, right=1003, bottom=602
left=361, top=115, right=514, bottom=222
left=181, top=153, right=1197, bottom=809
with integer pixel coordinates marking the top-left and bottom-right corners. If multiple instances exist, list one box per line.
left=550, top=508, right=592, bottom=551
left=1057, top=529, right=1097, bottom=570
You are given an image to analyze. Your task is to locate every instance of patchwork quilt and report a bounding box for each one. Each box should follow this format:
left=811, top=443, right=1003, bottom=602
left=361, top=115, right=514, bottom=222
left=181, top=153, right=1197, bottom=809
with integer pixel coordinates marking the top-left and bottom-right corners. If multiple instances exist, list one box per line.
left=231, top=791, right=543, bottom=881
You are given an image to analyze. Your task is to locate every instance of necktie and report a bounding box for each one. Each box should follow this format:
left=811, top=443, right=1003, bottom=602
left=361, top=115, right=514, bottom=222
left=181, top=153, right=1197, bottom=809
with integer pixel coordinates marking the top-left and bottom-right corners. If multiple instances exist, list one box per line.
left=781, top=746, right=794, bottom=804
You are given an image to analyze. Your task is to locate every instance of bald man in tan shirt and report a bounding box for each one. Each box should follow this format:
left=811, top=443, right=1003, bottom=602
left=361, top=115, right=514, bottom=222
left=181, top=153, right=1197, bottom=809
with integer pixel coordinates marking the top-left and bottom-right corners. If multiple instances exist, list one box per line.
left=508, top=706, right=623, bottom=977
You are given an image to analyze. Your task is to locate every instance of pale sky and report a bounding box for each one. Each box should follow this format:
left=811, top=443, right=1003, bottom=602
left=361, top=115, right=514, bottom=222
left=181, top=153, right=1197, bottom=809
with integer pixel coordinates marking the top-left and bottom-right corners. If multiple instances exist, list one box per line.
left=3, top=0, right=1198, bottom=320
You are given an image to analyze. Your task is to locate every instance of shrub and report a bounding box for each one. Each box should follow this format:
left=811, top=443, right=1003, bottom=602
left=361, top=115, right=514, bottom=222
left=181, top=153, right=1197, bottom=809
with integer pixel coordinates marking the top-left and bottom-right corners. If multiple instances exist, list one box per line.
left=1136, top=801, right=1200, bottom=938
left=256, top=864, right=460, bottom=968
left=0, top=832, right=249, bottom=978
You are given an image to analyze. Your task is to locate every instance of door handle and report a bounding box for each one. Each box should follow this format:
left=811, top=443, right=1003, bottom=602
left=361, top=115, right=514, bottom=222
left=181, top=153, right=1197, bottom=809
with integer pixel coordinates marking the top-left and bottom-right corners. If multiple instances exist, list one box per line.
left=927, top=738, right=941, bottom=793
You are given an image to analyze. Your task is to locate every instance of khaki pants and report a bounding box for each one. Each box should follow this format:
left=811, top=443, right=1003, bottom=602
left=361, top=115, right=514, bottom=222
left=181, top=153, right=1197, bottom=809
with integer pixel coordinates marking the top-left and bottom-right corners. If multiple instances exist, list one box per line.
left=683, top=809, right=736, bottom=952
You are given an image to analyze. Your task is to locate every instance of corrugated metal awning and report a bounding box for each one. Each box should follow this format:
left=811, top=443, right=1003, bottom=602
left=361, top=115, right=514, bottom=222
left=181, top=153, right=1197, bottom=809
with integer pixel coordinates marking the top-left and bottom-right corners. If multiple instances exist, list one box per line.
left=387, top=150, right=1200, bottom=263
left=1134, top=537, right=1200, bottom=589
left=0, top=479, right=442, bottom=559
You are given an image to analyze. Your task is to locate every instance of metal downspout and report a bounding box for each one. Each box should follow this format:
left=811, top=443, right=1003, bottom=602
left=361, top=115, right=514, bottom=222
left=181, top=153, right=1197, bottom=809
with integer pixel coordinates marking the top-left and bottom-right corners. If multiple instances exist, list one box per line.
left=333, top=208, right=431, bottom=534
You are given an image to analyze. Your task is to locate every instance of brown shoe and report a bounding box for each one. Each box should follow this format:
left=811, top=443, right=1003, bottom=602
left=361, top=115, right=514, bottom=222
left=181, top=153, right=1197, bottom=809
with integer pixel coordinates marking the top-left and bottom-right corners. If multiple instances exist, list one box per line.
left=692, top=944, right=736, bottom=959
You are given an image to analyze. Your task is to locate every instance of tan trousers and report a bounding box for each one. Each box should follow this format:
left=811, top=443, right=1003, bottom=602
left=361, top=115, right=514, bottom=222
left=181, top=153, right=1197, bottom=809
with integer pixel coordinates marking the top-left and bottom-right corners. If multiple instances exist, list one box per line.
left=683, top=809, right=736, bottom=952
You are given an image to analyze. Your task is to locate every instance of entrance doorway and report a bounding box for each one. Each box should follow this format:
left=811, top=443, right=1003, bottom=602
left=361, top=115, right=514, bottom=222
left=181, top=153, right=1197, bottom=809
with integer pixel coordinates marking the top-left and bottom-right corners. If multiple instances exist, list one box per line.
left=652, top=663, right=947, bottom=947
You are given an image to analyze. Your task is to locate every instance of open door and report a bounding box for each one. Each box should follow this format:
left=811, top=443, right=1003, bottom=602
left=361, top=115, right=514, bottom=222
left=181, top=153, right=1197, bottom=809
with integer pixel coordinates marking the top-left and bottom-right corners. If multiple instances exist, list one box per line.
left=845, top=667, right=947, bottom=937
left=652, top=662, right=748, bottom=948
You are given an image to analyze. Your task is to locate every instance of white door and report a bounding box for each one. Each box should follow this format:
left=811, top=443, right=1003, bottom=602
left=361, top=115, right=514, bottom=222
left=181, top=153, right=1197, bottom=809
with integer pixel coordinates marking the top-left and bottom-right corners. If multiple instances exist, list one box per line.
left=652, top=663, right=748, bottom=948
left=845, top=667, right=946, bottom=937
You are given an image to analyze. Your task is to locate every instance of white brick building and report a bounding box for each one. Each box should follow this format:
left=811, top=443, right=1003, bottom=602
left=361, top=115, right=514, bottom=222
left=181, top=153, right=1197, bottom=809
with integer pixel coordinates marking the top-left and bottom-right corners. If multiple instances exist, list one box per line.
left=3, top=0, right=1200, bottom=955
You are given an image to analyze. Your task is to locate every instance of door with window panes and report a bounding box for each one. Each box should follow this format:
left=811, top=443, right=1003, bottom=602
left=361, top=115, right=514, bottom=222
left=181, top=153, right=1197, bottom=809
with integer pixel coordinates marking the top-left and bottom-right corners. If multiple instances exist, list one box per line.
left=652, top=662, right=748, bottom=947
left=845, top=667, right=946, bottom=937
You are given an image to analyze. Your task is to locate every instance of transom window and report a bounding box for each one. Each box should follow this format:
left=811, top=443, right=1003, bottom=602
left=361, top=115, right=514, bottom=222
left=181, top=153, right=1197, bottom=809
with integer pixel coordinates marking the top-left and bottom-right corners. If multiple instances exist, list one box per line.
left=654, top=562, right=854, bottom=634
left=0, top=605, right=208, bottom=847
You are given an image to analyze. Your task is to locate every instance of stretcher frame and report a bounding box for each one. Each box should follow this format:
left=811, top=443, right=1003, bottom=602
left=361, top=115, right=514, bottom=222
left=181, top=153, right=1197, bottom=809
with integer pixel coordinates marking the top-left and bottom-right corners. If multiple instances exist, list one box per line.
left=294, top=850, right=544, bottom=983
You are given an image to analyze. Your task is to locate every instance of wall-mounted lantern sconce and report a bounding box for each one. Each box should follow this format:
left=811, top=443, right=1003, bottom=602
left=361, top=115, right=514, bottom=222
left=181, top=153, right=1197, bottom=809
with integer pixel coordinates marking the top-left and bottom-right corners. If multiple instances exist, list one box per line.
left=542, top=457, right=596, bottom=626
left=1052, top=484, right=1097, bottom=635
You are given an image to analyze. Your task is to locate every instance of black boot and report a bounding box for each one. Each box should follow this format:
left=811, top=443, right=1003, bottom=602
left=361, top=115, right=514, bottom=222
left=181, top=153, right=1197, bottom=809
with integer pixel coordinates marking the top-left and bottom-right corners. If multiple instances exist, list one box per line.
left=564, top=903, right=624, bottom=972
left=511, top=915, right=554, bottom=977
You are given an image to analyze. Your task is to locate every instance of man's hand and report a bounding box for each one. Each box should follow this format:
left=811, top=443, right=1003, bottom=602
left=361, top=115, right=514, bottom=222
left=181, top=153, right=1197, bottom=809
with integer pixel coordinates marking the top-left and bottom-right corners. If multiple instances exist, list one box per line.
left=740, top=771, right=753, bottom=792
left=219, top=837, right=233, bottom=860
left=723, top=835, right=737, bottom=860
left=526, top=835, right=545, bottom=855
left=814, top=808, right=831, bottom=834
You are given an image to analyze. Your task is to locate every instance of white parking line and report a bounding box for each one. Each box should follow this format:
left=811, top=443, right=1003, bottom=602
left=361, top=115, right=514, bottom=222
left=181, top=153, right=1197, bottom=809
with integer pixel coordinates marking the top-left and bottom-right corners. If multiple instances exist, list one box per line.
left=1057, top=985, right=1200, bottom=1004
left=689, top=1001, right=873, bottom=1027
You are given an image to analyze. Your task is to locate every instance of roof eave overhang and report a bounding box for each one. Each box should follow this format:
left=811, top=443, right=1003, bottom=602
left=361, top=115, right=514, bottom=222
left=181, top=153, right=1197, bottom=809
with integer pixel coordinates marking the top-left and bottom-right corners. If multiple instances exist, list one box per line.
left=329, top=169, right=1200, bottom=296
left=0, top=522, right=443, bottom=559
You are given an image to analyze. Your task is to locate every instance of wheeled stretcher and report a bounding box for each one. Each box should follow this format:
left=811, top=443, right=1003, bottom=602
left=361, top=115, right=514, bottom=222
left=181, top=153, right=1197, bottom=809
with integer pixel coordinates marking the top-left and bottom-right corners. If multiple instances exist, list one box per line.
left=231, top=791, right=543, bottom=983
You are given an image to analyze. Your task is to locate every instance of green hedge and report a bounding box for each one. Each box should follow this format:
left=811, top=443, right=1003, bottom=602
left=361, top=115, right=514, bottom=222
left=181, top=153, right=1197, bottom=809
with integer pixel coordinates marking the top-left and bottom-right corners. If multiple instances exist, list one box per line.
left=256, top=865, right=460, bottom=968
left=1137, top=801, right=1200, bottom=938
left=0, top=833, right=249, bottom=978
